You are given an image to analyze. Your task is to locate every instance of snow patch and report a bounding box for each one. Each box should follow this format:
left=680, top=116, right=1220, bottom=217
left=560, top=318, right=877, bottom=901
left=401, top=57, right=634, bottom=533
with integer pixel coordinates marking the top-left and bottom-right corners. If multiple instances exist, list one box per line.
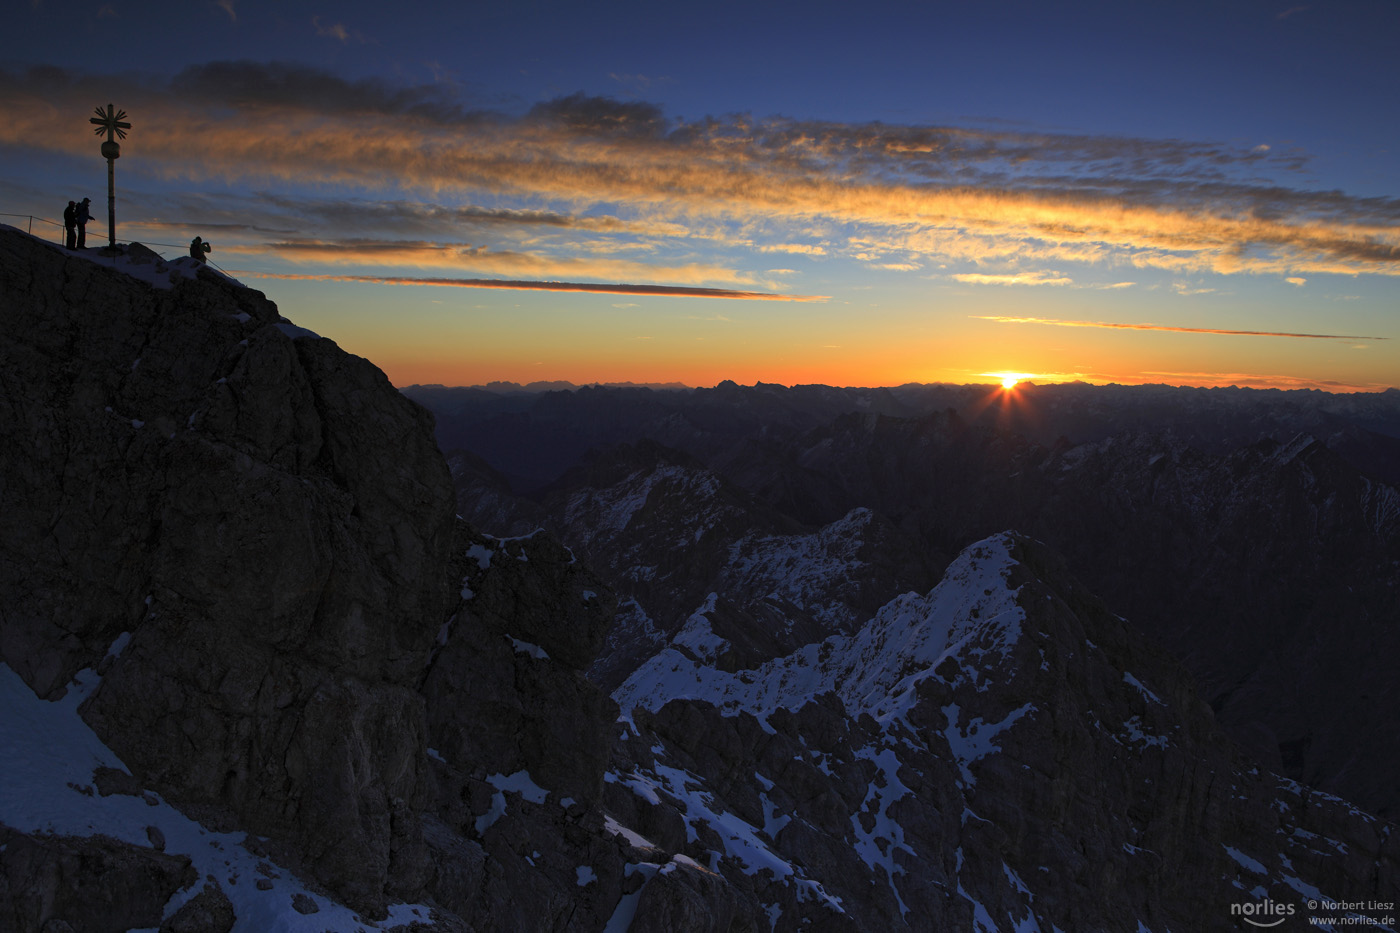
left=273, top=322, right=321, bottom=340
left=1223, top=844, right=1267, bottom=875
left=487, top=770, right=549, bottom=804
left=1122, top=672, right=1164, bottom=706
left=466, top=543, right=493, bottom=569
left=943, top=702, right=1035, bottom=785
left=508, top=636, right=550, bottom=660
left=0, top=663, right=429, bottom=931
left=615, top=533, right=1026, bottom=729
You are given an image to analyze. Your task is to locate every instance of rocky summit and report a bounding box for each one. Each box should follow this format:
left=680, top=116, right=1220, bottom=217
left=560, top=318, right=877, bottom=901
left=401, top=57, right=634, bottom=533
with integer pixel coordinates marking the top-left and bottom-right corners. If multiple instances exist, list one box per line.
left=0, top=223, right=1395, bottom=932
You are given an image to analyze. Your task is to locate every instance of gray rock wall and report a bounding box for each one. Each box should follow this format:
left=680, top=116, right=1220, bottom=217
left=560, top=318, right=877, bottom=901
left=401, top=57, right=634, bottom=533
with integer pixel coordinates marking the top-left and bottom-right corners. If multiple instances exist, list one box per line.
left=0, top=231, right=454, bottom=916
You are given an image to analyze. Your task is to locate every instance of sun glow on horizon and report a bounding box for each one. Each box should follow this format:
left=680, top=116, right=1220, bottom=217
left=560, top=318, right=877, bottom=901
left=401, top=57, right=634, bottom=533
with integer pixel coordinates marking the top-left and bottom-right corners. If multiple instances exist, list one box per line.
left=984, top=371, right=1037, bottom=390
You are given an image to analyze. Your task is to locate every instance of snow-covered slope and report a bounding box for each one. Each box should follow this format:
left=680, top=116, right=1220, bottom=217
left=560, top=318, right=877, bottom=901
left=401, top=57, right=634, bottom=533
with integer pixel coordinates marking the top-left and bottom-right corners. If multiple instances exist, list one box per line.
left=600, top=532, right=1398, bottom=931
left=537, top=442, right=932, bottom=690
left=614, top=532, right=1023, bottom=724
left=0, top=664, right=433, bottom=932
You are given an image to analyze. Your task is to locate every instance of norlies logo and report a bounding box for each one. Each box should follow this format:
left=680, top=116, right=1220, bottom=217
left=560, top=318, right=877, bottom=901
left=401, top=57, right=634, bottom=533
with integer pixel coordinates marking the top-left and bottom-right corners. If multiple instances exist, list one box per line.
left=1231, top=899, right=1296, bottom=927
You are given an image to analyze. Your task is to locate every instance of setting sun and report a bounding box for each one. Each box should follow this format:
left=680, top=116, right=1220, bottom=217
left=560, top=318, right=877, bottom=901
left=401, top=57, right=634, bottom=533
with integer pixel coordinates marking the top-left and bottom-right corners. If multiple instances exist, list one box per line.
left=985, top=372, right=1035, bottom=390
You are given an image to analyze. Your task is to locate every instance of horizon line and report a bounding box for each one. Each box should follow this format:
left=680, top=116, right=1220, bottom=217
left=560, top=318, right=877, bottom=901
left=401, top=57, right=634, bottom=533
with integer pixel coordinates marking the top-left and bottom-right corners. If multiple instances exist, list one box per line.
left=397, top=378, right=1398, bottom=395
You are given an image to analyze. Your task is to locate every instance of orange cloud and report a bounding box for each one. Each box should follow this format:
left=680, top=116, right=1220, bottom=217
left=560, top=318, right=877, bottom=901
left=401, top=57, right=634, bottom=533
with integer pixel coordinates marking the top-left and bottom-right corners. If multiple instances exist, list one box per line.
left=952, top=272, right=1074, bottom=286
left=974, top=315, right=1387, bottom=341
left=4, top=64, right=1398, bottom=284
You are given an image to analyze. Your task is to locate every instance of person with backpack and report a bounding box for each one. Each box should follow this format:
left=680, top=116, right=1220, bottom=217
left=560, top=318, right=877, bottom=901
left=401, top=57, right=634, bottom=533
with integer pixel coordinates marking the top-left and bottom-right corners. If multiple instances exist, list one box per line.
left=75, top=198, right=93, bottom=249
left=189, top=236, right=211, bottom=263
left=62, top=201, right=77, bottom=249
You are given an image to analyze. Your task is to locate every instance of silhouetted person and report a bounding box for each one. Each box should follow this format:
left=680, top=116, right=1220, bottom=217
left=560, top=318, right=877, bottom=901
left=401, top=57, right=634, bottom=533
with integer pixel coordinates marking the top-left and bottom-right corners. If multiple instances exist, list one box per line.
left=62, top=201, right=77, bottom=249
left=75, top=198, right=93, bottom=249
left=189, top=236, right=211, bottom=263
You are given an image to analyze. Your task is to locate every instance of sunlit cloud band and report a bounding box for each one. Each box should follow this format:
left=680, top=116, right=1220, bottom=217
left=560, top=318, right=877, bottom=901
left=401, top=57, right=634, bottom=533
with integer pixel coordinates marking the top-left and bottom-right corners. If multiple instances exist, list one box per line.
left=974, top=315, right=1387, bottom=341
left=5, top=64, right=1399, bottom=282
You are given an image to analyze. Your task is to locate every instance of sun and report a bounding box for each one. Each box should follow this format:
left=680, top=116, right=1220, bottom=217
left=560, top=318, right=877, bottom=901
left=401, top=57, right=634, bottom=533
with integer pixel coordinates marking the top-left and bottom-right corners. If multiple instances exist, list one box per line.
left=981, top=371, right=1035, bottom=389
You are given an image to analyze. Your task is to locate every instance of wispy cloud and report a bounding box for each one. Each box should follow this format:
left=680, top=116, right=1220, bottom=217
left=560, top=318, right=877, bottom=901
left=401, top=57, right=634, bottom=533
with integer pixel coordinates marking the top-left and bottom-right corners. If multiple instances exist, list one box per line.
left=1140, top=371, right=1389, bottom=392
left=5, top=62, right=1398, bottom=286
left=214, top=0, right=235, bottom=22
left=220, top=236, right=765, bottom=287
left=233, top=271, right=827, bottom=300
left=312, top=16, right=352, bottom=42
left=952, top=272, right=1074, bottom=286
left=974, top=315, right=1387, bottom=340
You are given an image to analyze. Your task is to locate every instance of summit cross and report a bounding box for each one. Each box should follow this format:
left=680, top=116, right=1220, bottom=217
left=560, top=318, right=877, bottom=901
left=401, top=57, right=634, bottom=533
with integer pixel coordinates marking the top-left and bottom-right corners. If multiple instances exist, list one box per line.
left=89, top=103, right=130, bottom=250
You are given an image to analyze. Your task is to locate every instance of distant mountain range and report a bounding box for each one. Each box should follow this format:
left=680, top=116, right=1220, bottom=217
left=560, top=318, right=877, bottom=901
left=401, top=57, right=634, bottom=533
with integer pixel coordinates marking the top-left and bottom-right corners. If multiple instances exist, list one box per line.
left=409, top=379, right=1400, bottom=824
left=403, top=379, right=1400, bottom=490
left=416, top=379, right=694, bottom=395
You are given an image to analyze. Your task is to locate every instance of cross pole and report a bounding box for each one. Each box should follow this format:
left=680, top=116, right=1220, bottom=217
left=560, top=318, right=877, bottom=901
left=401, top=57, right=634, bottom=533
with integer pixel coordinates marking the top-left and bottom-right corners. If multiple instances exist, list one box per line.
left=90, top=104, right=130, bottom=250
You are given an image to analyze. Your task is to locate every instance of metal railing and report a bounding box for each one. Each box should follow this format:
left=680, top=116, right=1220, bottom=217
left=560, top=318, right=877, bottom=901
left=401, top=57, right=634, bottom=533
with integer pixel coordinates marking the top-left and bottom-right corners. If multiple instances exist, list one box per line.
left=1, top=211, right=234, bottom=275
left=0, top=211, right=64, bottom=239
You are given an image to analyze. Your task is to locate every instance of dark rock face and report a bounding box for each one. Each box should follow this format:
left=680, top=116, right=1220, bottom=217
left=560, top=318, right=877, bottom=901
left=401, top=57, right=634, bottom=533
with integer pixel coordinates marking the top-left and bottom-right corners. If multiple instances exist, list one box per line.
left=0, top=230, right=454, bottom=916
left=756, top=414, right=1400, bottom=818
left=606, top=534, right=1399, bottom=930
left=0, top=825, right=196, bottom=933
left=466, top=438, right=936, bottom=692
left=159, top=881, right=236, bottom=933
left=423, top=520, right=617, bottom=810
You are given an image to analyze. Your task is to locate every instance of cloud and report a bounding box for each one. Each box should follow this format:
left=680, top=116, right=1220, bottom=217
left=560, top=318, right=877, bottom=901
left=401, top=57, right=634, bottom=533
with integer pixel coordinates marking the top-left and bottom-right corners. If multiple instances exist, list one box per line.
left=220, top=236, right=766, bottom=287
left=973, top=315, right=1387, bottom=341
left=1139, top=371, right=1392, bottom=392
left=952, top=272, right=1074, bottom=286
left=312, top=16, right=351, bottom=42
left=1286, top=276, right=1306, bottom=286
left=757, top=243, right=828, bottom=256
left=4, top=63, right=1398, bottom=285
left=232, top=271, right=827, bottom=300
left=214, top=0, right=235, bottom=22
left=528, top=92, right=666, bottom=137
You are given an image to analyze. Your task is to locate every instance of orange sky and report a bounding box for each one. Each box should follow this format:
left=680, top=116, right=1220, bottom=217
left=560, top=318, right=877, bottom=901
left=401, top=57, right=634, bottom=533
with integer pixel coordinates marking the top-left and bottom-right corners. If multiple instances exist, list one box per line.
left=2, top=4, right=1397, bottom=392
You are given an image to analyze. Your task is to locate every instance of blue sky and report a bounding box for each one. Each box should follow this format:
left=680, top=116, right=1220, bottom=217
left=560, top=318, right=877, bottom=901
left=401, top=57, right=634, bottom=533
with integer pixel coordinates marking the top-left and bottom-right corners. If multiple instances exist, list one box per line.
left=3, top=0, right=1397, bottom=389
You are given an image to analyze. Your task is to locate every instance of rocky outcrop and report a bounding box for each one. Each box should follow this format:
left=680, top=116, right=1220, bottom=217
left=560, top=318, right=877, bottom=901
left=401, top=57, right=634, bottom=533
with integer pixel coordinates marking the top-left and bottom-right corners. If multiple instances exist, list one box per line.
left=159, top=881, right=236, bottom=933
left=0, top=226, right=654, bottom=930
left=0, top=229, right=454, bottom=916
left=605, top=533, right=1399, bottom=930
left=481, top=439, right=935, bottom=691
left=424, top=521, right=617, bottom=810
left=0, top=824, right=196, bottom=933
